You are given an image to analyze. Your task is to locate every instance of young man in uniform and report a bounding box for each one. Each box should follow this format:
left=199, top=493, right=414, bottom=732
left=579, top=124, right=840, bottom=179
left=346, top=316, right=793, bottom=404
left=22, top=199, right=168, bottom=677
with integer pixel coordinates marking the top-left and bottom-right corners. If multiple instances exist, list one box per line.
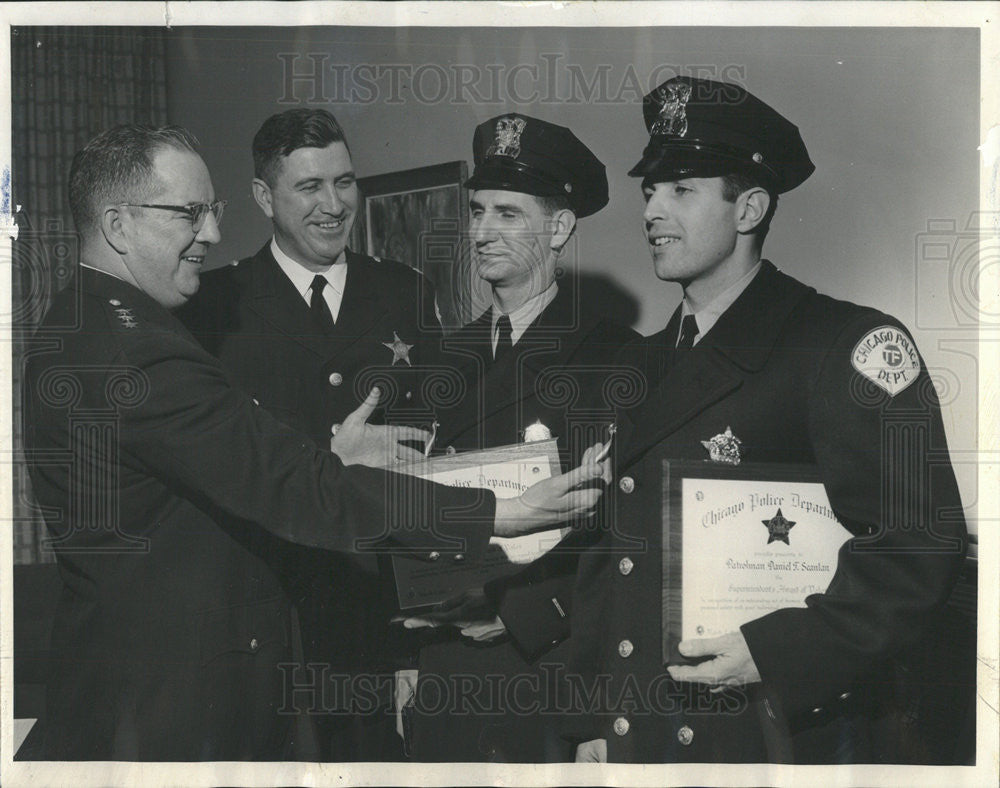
left=569, top=77, right=967, bottom=764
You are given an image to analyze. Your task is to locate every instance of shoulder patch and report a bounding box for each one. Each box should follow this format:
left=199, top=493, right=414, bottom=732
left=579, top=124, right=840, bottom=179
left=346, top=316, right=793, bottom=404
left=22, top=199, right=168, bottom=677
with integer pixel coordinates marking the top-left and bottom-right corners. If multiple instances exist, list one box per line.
left=851, top=325, right=921, bottom=396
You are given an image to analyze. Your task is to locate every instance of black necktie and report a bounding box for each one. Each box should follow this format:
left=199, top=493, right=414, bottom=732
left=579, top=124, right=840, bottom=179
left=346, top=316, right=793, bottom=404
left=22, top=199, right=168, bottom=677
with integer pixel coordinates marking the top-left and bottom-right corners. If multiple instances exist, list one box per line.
left=494, top=314, right=513, bottom=362
left=309, top=274, right=335, bottom=333
left=677, top=314, right=699, bottom=350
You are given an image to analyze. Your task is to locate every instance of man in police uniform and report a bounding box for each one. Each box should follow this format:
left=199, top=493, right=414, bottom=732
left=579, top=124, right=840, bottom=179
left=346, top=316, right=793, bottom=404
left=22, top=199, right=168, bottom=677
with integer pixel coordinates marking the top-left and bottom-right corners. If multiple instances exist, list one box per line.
left=568, top=77, right=967, bottom=763
left=179, top=109, right=439, bottom=760
left=404, top=114, right=638, bottom=762
left=22, top=124, right=606, bottom=760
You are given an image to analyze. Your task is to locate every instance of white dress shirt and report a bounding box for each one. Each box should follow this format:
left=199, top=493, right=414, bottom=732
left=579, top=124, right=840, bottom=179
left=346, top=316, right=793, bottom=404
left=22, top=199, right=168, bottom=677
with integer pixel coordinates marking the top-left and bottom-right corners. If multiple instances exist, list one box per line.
left=678, top=261, right=762, bottom=346
left=271, top=238, right=347, bottom=323
left=489, top=283, right=559, bottom=357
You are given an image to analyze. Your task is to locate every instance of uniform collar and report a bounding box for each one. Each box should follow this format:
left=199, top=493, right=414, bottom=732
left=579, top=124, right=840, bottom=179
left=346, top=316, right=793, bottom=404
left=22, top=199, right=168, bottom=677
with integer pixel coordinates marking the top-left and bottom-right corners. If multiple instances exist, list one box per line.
left=269, top=237, right=347, bottom=303
left=490, top=282, right=559, bottom=347
left=679, top=260, right=762, bottom=346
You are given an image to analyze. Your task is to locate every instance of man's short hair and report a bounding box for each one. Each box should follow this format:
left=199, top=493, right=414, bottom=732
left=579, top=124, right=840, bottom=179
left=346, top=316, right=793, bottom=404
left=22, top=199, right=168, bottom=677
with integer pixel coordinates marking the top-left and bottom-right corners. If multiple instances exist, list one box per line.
left=534, top=194, right=574, bottom=217
left=719, top=170, right=778, bottom=244
left=252, top=109, right=350, bottom=185
left=69, top=124, right=199, bottom=234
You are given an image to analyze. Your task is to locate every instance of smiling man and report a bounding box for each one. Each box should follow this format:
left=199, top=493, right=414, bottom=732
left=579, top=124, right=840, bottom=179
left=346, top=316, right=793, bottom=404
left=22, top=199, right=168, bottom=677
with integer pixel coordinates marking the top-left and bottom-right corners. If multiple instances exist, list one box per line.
left=407, top=114, right=638, bottom=762
left=23, top=123, right=607, bottom=761
left=179, top=109, right=441, bottom=761
left=568, top=76, right=968, bottom=764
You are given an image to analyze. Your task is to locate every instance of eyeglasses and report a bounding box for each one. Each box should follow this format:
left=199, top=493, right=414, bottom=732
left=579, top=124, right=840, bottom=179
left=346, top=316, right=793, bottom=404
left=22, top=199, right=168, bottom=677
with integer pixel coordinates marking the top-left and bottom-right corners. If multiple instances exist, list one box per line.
left=120, top=200, right=226, bottom=231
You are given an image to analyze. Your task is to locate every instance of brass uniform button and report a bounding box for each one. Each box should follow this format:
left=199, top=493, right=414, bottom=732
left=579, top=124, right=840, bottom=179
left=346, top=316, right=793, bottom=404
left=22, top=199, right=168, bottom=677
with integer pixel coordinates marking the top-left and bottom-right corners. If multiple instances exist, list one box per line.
left=613, top=717, right=630, bottom=736
left=618, top=557, right=634, bottom=575
left=328, top=372, right=343, bottom=386
left=677, top=725, right=694, bottom=746
left=618, top=639, right=634, bottom=658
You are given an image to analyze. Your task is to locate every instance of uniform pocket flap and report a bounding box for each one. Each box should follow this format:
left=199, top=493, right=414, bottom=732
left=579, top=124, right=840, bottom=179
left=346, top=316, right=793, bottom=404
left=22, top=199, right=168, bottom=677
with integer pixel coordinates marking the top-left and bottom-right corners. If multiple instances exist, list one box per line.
left=199, top=596, right=290, bottom=665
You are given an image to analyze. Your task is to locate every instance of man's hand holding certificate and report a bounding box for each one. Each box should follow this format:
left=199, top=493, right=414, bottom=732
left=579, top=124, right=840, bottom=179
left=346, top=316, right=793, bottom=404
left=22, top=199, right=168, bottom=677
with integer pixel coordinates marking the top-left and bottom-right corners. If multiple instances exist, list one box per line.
left=332, top=389, right=610, bottom=612
left=492, top=442, right=611, bottom=538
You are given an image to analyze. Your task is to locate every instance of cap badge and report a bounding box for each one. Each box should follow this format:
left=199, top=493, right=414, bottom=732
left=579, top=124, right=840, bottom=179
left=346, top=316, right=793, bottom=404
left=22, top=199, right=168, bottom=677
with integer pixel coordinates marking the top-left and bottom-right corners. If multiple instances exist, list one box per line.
left=700, top=426, right=742, bottom=465
left=487, top=116, right=527, bottom=159
left=650, top=81, right=692, bottom=138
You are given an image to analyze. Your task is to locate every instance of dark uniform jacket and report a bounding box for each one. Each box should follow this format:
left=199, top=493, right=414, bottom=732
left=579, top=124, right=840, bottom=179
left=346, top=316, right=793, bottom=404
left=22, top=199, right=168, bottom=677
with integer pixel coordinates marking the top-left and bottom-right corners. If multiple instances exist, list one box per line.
left=411, top=287, right=638, bottom=762
left=178, top=243, right=439, bottom=759
left=568, top=261, right=967, bottom=763
left=23, top=266, right=493, bottom=761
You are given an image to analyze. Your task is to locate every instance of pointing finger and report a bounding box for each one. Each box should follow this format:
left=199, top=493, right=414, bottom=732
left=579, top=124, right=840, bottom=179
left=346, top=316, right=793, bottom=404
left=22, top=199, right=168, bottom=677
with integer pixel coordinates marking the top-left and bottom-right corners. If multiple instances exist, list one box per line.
left=346, top=387, right=381, bottom=424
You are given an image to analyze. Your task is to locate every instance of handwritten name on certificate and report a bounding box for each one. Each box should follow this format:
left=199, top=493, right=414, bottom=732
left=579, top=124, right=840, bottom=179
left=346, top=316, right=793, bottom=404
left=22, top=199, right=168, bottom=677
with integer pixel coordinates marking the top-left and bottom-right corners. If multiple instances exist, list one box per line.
left=681, top=478, right=851, bottom=640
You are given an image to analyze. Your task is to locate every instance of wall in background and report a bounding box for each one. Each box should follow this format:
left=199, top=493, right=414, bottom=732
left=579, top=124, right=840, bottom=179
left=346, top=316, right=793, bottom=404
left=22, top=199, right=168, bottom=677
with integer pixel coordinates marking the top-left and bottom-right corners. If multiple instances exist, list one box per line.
left=164, top=26, right=981, bottom=525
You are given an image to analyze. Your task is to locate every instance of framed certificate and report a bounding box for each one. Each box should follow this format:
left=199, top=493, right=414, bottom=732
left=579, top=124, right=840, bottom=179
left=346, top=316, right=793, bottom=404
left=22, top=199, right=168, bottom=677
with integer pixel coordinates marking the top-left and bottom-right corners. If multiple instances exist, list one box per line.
left=390, top=439, right=563, bottom=610
left=662, top=461, right=852, bottom=665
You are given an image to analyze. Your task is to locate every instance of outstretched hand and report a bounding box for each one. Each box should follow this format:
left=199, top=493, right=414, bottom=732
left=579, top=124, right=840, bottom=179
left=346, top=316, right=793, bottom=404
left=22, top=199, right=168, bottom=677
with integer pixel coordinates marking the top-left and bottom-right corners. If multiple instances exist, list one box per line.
left=329, top=388, right=431, bottom=467
left=493, top=442, right=611, bottom=538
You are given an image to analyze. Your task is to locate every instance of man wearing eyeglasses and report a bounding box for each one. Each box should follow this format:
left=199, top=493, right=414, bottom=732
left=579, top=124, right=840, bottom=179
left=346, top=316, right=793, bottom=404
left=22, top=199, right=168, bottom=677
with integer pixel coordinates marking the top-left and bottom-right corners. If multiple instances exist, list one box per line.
left=22, top=124, right=608, bottom=761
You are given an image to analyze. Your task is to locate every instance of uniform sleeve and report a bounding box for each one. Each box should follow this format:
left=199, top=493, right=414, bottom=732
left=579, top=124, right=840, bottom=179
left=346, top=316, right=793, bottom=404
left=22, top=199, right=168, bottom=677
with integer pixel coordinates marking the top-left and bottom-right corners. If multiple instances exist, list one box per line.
left=741, top=313, right=967, bottom=723
left=114, top=329, right=496, bottom=560
left=484, top=543, right=581, bottom=662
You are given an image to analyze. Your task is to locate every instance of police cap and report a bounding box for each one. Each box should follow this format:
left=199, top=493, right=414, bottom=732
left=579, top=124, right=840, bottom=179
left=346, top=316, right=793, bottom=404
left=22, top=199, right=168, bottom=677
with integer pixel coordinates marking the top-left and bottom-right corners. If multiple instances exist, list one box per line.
left=466, top=114, right=609, bottom=218
left=629, top=77, right=814, bottom=194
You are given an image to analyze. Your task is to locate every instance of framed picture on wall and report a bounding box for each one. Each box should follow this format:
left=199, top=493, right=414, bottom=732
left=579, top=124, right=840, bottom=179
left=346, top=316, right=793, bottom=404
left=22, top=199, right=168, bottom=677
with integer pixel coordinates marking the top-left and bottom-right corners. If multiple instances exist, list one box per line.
left=351, top=160, right=485, bottom=330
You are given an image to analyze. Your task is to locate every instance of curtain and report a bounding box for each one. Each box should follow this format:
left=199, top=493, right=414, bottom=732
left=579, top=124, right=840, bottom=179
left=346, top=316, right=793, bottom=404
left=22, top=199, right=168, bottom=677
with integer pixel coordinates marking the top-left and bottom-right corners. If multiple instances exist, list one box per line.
left=11, top=27, right=168, bottom=564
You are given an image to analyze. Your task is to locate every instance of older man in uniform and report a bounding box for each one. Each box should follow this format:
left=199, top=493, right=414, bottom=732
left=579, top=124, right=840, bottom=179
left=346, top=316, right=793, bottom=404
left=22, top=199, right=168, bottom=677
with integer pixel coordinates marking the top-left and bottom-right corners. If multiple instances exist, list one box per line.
left=568, top=77, right=967, bottom=763
left=404, top=114, right=638, bottom=762
left=179, top=108, right=438, bottom=760
left=22, top=124, right=606, bottom=761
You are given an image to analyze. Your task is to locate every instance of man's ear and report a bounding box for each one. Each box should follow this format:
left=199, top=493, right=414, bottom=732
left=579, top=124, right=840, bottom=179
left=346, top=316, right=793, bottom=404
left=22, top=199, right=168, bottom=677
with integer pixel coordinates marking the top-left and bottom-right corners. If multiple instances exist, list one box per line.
left=100, top=206, right=130, bottom=254
left=251, top=178, right=274, bottom=218
left=737, top=187, right=771, bottom=234
left=548, top=208, right=578, bottom=253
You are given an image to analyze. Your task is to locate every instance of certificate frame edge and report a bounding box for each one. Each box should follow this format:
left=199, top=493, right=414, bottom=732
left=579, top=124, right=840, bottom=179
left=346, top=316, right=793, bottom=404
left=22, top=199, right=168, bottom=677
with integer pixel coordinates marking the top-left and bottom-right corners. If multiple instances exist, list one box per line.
left=660, top=459, right=826, bottom=666
left=390, top=439, right=562, bottom=611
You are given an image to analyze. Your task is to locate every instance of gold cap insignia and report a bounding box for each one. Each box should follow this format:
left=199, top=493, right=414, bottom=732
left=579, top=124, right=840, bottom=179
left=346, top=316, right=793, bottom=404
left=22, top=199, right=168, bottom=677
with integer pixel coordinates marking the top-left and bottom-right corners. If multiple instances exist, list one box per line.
left=487, top=116, right=527, bottom=159
left=650, top=82, right=693, bottom=138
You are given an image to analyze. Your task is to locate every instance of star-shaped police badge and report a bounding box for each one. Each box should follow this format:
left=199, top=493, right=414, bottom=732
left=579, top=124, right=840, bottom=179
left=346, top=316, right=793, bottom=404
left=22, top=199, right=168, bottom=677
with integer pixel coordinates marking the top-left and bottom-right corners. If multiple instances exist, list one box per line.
left=382, top=331, right=414, bottom=366
left=701, top=426, right=743, bottom=465
left=763, top=509, right=796, bottom=545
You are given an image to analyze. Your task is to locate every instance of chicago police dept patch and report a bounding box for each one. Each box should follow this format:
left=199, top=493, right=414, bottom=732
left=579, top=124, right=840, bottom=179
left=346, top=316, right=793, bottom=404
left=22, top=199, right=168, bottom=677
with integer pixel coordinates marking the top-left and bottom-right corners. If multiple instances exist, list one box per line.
left=852, top=325, right=921, bottom=396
